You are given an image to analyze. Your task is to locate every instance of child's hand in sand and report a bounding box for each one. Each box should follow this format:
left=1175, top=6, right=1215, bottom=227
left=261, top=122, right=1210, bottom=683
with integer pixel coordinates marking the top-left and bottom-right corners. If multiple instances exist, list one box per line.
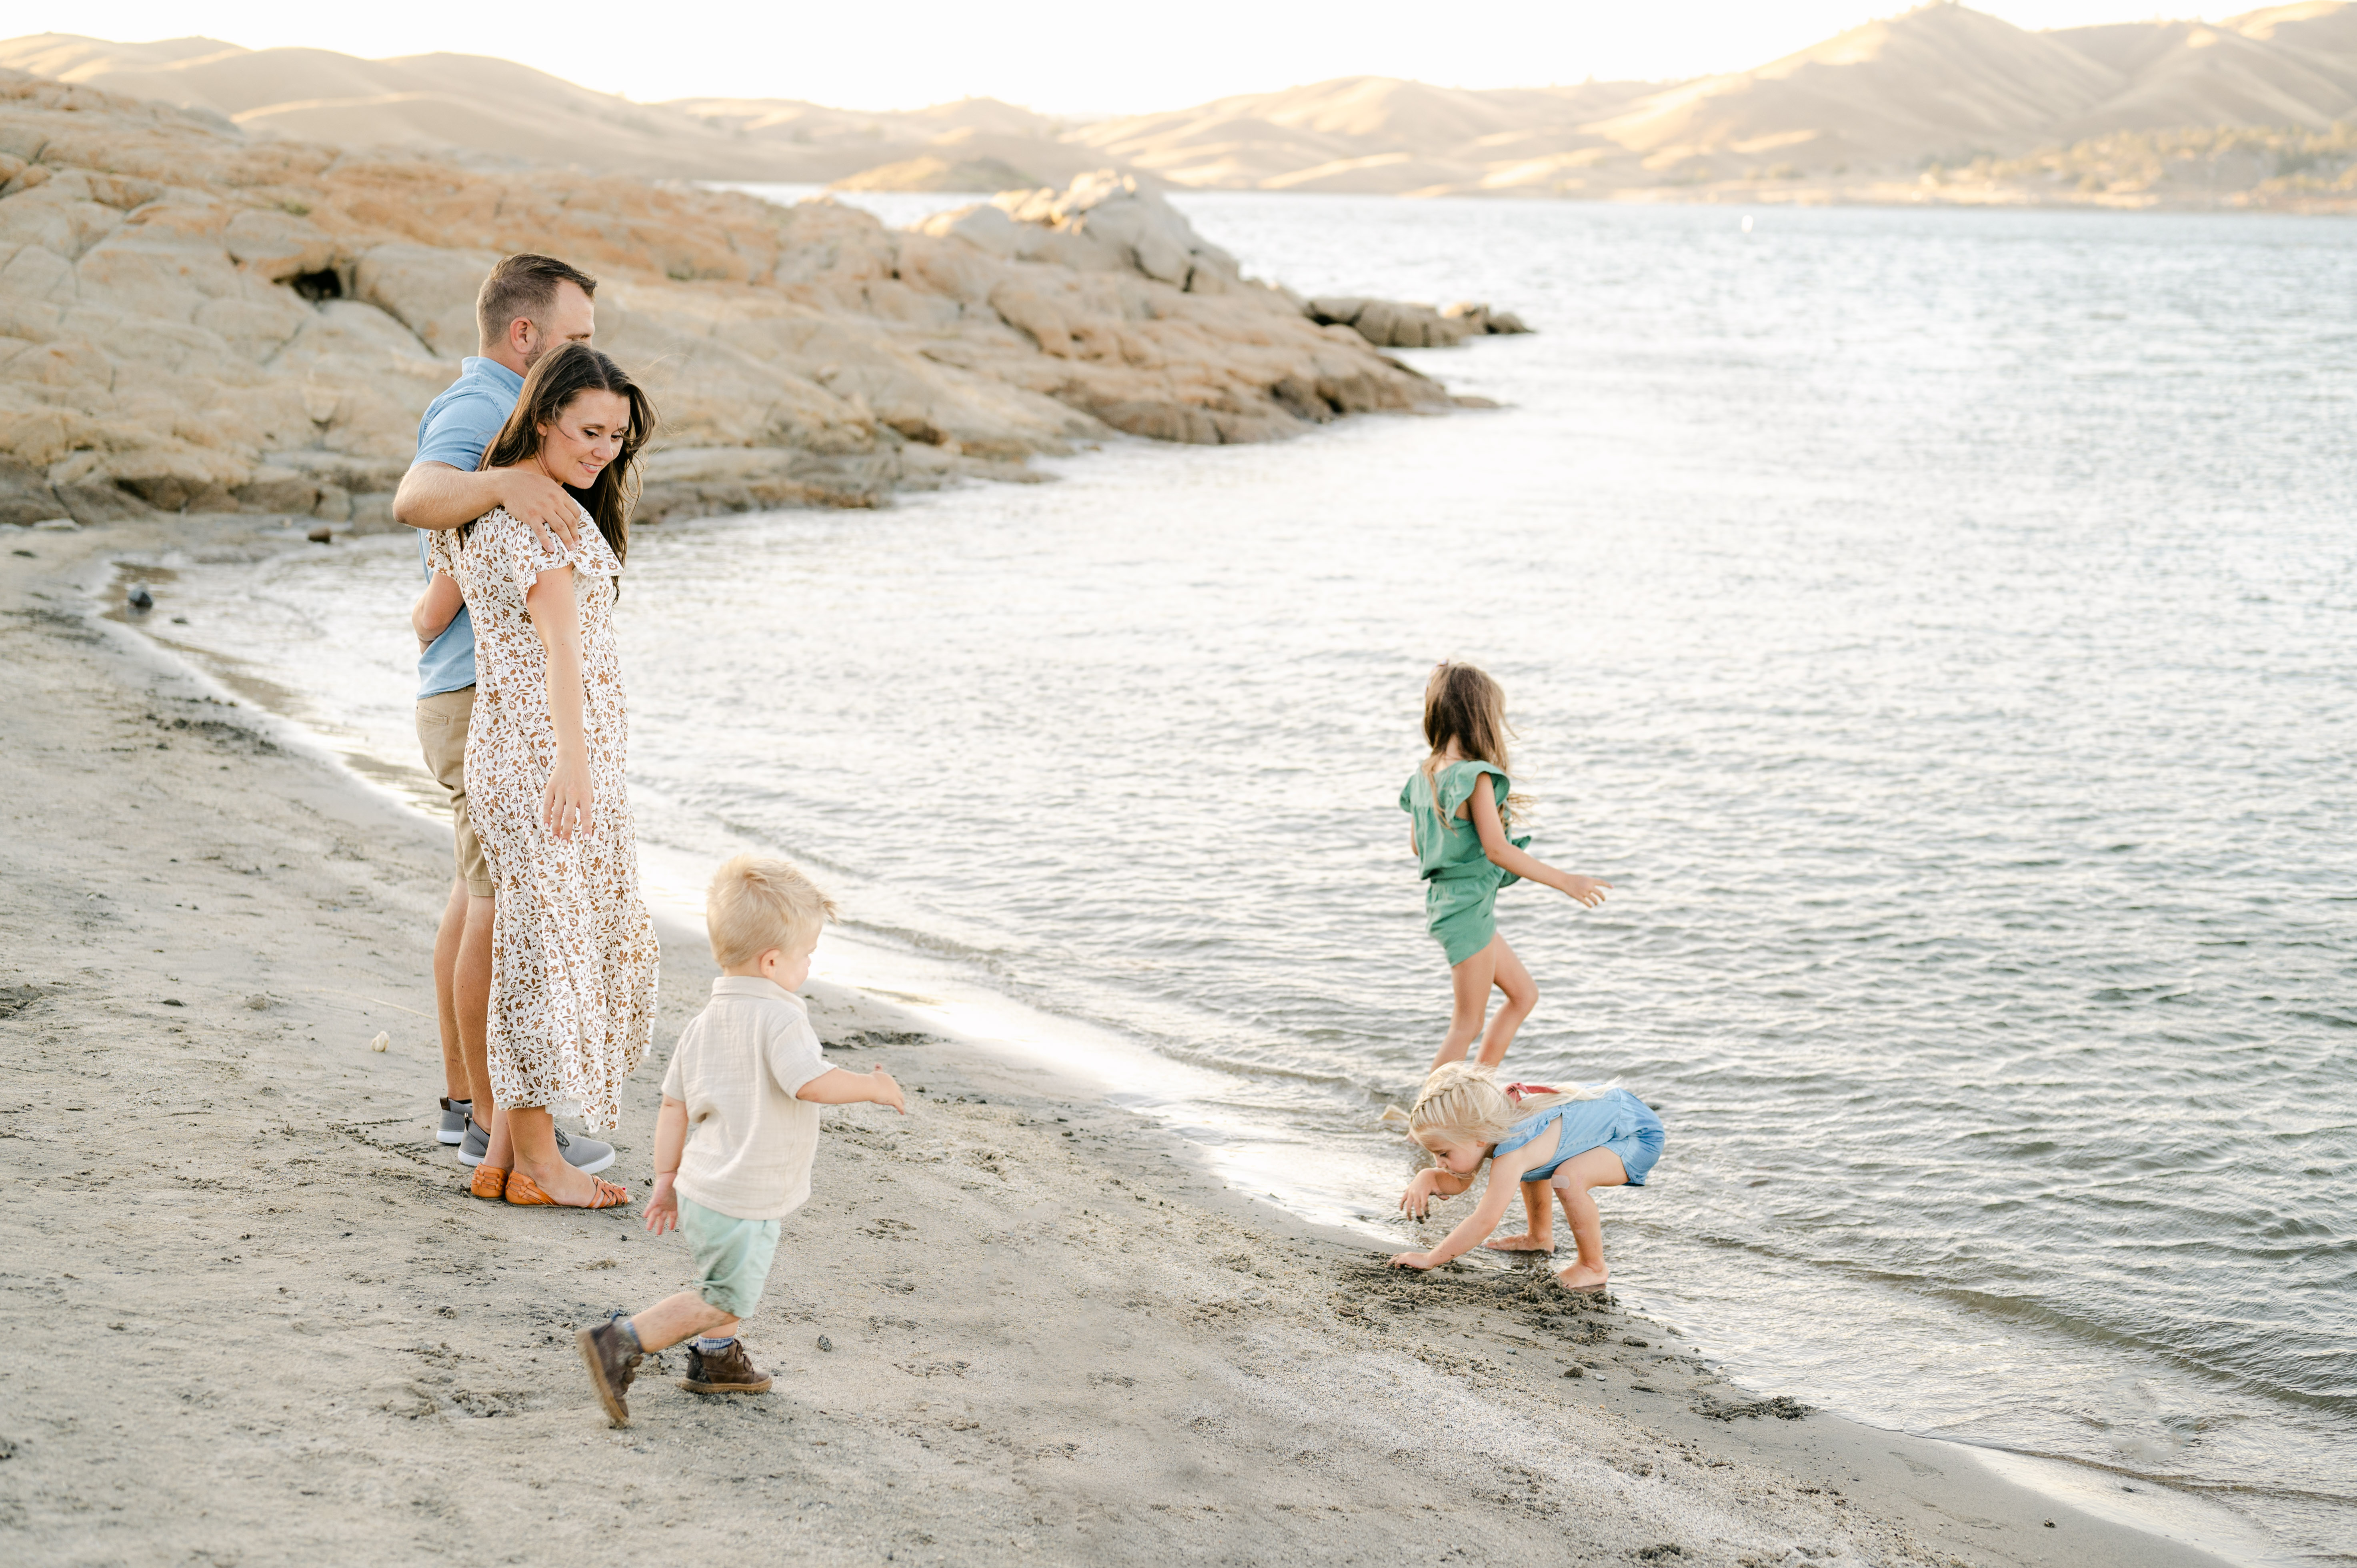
left=868, top=1066, right=906, bottom=1115
left=643, top=1172, right=679, bottom=1235
left=1388, top=1251, right=1437, bottom=1270
left=1399, top=1169, right=1447, bottom=1220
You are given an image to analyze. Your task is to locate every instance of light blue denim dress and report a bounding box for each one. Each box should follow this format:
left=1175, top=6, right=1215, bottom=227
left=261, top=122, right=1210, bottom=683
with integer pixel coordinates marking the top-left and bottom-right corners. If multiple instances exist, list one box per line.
left=1494, top=1089, right=1666, bottom=1187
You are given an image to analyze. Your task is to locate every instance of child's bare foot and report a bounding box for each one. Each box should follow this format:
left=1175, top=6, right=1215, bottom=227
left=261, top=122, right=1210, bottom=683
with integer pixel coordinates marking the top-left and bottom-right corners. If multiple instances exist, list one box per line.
left=1483, top=1232, right=1556, bottom=1252
left=1554, top=1260, right=1609, bottom=1292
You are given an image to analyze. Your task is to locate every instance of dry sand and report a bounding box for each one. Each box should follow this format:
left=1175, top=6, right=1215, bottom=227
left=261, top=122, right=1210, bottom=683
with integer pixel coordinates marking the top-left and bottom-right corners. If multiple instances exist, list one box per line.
left=0, top=515, right=2238, bottom=1566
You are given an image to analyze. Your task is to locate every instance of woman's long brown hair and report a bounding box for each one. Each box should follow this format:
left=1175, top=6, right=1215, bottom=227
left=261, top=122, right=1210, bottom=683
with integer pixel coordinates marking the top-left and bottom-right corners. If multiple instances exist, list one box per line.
left=1420, top=661, right=1523, bottom=835
left=475, top=341, right=657, bottom=566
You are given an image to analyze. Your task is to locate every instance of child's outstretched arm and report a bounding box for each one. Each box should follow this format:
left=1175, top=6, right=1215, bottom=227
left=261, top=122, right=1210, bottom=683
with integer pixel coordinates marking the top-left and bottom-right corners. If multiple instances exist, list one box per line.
left=797, top=1064, right=907, bottom=1114
left=1469, top=786, right=1610, bottom=908
left=1391, top=1142, right=1545, bottom=1270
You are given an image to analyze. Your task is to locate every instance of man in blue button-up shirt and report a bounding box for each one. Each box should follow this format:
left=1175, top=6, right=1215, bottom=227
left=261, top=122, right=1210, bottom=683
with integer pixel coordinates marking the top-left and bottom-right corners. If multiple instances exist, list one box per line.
left=397, top=253, right=615, bottom=1179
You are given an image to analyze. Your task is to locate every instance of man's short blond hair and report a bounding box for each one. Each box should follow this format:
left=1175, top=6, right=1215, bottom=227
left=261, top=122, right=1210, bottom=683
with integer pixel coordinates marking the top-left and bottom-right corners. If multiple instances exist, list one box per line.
left=707, top=853, right=836, bottom=966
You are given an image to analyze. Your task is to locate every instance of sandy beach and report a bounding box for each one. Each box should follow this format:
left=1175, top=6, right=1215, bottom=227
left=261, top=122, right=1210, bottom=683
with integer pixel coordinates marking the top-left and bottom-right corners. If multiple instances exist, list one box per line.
left=0, top=516, right=2238, bottom=1566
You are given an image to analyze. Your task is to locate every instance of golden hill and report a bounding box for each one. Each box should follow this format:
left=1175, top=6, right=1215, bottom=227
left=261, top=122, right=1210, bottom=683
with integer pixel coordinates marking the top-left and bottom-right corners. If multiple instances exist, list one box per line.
left=9, top=6, right=2357, bottom=206
left=0, top=33, right=802, bottom=179
left=0, top=34, right=1106, bottom=188
left=1069, top=3, right=2357, bottom=198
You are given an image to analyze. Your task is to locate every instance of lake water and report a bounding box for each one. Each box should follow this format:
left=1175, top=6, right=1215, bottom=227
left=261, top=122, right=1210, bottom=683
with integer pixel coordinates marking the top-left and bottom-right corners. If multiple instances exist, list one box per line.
left=139, top=194, right=2357, bottom=1560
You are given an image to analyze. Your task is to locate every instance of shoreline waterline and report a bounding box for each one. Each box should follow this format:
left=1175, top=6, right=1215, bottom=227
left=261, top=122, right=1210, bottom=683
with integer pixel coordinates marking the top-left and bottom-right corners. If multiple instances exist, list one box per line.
left=69, top=510, right=2301, bottom=1568
left=34, top=190, right=2352, bottom=1564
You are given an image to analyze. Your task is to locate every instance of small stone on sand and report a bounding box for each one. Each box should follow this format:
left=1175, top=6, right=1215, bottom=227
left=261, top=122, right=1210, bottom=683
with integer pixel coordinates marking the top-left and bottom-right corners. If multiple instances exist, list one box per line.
left=369, top=1031, right=389, bottom=1052
left=817, top=1334, right=833, bottom=1352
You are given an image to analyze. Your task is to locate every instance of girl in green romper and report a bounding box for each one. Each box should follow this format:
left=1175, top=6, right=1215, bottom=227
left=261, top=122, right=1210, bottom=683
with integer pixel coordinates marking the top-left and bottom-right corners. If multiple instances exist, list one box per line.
left=1401, top=662, right=1611, bottom=1074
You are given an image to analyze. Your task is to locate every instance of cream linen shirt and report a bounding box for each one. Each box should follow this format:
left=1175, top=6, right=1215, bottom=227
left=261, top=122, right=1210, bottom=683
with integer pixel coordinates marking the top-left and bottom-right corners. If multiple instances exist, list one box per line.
left=661, top=976, right=831, bottom=1221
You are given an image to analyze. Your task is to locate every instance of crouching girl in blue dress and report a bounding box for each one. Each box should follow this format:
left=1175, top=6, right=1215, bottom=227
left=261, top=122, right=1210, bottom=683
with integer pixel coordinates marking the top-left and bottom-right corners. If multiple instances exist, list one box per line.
left=1385, top=1062, right=1664, bottom=1294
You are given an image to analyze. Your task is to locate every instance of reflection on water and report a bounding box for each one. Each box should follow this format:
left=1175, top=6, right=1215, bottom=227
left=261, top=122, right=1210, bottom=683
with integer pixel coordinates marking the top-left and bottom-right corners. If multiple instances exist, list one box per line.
left=139, top=197, right=2357, bottom=1559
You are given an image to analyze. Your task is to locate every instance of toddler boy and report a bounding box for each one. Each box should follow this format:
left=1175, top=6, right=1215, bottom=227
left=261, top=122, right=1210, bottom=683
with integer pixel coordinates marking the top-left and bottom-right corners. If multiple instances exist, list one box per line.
left=576, top=854, right=904, bottom=1426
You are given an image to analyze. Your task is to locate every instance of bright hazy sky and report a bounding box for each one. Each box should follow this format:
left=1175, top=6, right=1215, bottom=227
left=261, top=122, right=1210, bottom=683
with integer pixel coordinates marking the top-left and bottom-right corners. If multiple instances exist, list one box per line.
left=26, top=2, right=2233, bottom=113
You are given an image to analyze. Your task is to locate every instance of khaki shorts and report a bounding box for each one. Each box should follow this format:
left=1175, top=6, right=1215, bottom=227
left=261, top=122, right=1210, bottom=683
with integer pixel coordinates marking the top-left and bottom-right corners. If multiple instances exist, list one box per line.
left=416, top=687, right=492, bottom=898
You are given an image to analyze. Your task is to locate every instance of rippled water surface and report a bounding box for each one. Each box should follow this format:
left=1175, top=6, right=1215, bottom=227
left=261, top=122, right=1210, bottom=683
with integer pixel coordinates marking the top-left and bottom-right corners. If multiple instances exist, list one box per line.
left=150, top=197, right=2357, bottom=1558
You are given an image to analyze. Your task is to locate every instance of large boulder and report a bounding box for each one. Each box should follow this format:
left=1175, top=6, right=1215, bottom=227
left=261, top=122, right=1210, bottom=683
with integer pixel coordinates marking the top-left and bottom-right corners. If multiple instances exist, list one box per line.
left=1307, top=296, right=1535, bottom=347
left=354, top=244, right=500, bottom=358
left=0, top=73, right=1461, bottom=526
left=991, top=171, right=1243, bottom=292
left=1443, top=301, right=1532, bottom=335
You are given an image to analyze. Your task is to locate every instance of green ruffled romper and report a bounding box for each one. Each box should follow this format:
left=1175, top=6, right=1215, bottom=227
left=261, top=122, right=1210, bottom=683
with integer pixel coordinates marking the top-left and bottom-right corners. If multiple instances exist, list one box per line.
left=1401, top=759, right=1531, bottom=966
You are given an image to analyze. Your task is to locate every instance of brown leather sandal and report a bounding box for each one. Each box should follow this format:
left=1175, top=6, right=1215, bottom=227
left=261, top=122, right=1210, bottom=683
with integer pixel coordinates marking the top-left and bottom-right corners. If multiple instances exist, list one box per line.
left=505, top=1170, right=631, bottom=1209
left=468, top=1165, right=510, bottom=1201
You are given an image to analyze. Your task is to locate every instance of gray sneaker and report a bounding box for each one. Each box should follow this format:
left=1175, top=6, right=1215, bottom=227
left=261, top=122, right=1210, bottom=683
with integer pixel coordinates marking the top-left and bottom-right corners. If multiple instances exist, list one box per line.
left=554, top=1125, right=616, bottom=1175
left=455, top=1116, right=614, bottom=1174
left=438, top=1097, right=471, bottom=1146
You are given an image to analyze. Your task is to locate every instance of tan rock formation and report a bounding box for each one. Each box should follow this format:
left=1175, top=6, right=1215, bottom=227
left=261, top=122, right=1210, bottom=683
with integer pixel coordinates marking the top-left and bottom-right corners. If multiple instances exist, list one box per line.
left=1306, top=298, right=1532, bottom=349
left=0, top=71, right=1449, bottom=530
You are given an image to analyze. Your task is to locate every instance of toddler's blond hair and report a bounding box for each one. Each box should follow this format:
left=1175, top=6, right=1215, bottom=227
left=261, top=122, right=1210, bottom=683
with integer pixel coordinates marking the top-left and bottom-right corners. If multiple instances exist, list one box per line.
left=706, top=853, right=836, bottom=966
left=1379, top=1062, right=1614, bottom=1160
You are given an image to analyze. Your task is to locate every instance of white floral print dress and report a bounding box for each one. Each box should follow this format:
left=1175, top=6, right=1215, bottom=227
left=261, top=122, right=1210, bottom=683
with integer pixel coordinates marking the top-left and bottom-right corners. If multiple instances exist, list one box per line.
left=430, top=506, right=657, bottom=1132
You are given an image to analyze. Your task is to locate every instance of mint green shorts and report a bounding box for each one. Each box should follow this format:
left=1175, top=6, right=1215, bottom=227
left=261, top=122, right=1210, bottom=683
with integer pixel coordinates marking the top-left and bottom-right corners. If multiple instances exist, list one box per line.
left=680, top=1196, right=780, bottom=1320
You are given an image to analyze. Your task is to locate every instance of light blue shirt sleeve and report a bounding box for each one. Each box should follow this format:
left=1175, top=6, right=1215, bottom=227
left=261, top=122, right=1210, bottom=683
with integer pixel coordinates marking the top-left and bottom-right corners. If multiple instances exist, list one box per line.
left=413, top=388, right=510, bottom=472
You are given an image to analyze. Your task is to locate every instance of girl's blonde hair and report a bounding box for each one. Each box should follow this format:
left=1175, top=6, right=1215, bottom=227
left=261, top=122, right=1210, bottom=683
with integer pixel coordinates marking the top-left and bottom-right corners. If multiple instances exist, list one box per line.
left=707, top=853, right=837, bottom=966
left=1419, top=662, right=1526, bottom=838
left=1379, top=1062, right=1614, bottom=1157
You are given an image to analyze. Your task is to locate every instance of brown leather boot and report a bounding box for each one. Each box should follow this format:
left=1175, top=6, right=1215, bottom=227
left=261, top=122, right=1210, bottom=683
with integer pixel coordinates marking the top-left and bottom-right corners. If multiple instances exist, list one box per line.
left=575, top=1314, right=645, bottom=1426
left=680, top=1338, right=772, bottom=1395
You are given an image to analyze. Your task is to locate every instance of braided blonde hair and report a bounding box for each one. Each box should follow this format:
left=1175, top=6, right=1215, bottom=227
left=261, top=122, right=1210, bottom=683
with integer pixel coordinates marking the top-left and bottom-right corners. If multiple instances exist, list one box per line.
left=1378, top=1062, right=1615, bottom=1160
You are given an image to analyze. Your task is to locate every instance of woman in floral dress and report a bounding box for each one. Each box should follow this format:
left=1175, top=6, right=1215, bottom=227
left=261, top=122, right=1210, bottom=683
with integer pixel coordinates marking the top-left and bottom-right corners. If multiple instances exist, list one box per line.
left=430, top=342, right=659, bottom=1208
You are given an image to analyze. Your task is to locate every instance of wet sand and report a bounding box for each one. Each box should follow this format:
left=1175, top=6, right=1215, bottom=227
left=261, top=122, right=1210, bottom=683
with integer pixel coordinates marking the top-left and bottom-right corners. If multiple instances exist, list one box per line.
left=0, top=516, right=2241, bottom=1567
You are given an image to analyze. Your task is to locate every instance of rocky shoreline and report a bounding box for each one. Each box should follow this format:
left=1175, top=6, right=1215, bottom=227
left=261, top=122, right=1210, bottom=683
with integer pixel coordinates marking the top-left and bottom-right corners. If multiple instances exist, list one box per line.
left=0, top=69, right=1533, bottom=535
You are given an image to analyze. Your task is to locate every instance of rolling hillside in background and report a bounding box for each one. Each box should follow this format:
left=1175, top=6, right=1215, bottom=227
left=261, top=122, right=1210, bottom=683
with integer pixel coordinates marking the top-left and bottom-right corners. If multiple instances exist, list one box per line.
left=9, top=3, right=2357, bottom=208
left=0, top=32, right=1096, bottom=186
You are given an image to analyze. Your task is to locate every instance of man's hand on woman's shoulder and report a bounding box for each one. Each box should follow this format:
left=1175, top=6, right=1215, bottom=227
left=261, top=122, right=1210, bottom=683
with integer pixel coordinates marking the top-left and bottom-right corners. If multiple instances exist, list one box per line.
left=491, top=467, right=584, bottom=554
left=394, top=461, right=581, bottom=555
